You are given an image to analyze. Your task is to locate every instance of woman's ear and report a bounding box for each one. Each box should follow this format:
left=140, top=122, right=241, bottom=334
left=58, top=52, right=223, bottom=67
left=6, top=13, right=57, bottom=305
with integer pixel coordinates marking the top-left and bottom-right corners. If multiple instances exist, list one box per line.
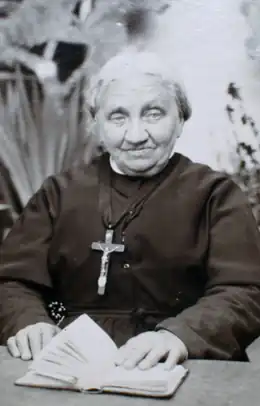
left=174, top=83, right=192, bottom=122
left=176, top=118, right=184, bottom=139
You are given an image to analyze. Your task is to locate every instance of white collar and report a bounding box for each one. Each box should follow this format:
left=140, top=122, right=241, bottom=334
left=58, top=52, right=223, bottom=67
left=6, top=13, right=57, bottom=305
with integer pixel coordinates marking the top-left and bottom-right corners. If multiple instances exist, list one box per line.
left=109, top=156, right=124, bottom=174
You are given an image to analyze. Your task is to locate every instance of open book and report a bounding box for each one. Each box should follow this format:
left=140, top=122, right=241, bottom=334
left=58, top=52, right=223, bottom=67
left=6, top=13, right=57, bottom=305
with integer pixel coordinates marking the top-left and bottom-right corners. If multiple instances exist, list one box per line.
left=15, top=314, right=189, bottom=398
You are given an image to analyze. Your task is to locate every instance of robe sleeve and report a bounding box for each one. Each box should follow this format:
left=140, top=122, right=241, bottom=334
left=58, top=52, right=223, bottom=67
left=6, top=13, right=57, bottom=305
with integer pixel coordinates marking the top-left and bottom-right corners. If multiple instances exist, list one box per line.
left=0, top=177, right=60, bottom=342
left=0, top=282, right=55, bottom=343
left=156, top=177, right=260, bottom=360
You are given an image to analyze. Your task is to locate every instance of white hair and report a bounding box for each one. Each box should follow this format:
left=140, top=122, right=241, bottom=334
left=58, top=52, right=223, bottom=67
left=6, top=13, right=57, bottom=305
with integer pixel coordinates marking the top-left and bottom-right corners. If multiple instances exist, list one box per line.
left=85, top=50, right=192, bottom=122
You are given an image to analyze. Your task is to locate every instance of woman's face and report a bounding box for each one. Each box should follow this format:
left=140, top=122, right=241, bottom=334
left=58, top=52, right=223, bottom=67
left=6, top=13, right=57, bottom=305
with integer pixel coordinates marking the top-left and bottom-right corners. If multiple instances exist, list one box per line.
left=96, top=74, right=183, bottom=177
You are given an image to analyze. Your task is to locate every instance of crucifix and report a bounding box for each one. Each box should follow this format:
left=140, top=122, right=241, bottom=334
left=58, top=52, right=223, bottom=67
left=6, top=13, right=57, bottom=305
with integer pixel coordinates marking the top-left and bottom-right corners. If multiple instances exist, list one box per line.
left=91, top=228, right=125, bottom=295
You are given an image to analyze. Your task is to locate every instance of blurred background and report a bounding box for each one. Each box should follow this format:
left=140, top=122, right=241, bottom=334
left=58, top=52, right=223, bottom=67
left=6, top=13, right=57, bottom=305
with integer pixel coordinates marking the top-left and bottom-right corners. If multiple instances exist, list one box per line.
left=0, top=0, right=260, bottom=240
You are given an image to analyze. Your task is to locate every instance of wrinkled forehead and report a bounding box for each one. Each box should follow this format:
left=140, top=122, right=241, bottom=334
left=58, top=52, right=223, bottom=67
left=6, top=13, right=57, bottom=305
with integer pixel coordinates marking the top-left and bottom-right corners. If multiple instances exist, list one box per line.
left=99, top=74, right=176, bottom=110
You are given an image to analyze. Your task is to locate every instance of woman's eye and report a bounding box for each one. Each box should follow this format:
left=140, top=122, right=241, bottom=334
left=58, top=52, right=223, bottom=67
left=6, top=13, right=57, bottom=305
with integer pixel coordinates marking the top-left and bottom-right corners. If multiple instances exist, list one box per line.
left=109, top=114, right=126, bottom=124
left=145, top=109, right=164, bottom=120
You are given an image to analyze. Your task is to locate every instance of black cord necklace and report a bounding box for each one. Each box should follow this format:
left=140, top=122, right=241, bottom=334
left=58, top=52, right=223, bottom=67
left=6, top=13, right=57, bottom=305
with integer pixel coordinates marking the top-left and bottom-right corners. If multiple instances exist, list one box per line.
left=91, top=153, right=181, bottom=296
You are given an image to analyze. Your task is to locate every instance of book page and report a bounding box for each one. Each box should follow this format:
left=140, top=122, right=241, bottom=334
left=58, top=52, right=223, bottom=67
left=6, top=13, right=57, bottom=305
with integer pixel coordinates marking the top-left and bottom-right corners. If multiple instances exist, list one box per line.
left=101, top=364, right=188, bottom=396
left=32, top=314, right=117, bottom=366
left=16, top=369, right=77, bottom=390
left=27, top=314, right=118, bottom=386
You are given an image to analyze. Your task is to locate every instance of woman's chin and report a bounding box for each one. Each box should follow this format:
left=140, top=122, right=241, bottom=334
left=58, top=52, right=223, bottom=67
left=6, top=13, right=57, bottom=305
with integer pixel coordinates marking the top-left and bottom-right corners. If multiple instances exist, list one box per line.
left=119, top=160, right=162, bottom=177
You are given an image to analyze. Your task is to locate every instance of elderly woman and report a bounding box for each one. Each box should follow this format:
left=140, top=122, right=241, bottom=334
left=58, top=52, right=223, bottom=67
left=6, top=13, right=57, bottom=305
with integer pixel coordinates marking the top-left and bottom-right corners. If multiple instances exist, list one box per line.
left=1, top=50, right=260, bottom=370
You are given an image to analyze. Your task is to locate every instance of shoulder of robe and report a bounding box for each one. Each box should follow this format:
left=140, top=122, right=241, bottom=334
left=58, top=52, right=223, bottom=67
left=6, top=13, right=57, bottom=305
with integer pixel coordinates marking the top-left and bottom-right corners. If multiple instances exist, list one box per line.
left=182, top=156, right=252, bottom=223
left=177, top=153, right=238, bottom=196
left=176, top=154, right=250, bottom=218
left=26, top=159, right=100, bottom=220
left=42, top=158, right=99, bottom=193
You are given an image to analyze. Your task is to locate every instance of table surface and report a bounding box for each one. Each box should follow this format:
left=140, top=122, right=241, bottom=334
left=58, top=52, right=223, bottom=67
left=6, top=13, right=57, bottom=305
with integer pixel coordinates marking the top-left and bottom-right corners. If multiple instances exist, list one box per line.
left=1, top=343, right=260, bottom=406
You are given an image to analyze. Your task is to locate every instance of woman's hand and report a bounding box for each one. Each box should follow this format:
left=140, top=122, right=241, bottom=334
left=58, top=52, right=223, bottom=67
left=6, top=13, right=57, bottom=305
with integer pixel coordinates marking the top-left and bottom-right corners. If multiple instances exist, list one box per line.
left=115, top=330, right=188, bottom=370
left=7, top=322, right=60, bottom=360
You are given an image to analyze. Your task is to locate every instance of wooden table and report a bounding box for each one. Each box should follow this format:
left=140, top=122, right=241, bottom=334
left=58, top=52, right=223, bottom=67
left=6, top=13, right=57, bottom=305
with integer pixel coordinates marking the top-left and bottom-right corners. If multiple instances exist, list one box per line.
left=1, top=343, right=260, bottom=406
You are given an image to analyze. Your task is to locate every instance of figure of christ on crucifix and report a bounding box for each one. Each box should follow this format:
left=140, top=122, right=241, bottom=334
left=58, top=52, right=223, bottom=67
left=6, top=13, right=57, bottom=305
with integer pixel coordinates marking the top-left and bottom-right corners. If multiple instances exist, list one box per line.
left=91, top=228, right=125, bottom=295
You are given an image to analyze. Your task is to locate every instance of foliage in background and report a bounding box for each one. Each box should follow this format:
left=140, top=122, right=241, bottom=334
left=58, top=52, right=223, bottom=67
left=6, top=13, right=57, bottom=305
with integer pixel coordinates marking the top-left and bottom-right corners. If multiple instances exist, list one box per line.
left=0, top=69, right=90, bottom=215
left=222, top=82, right=260, bottom=225
left=217, top=2, right=260, bottom=225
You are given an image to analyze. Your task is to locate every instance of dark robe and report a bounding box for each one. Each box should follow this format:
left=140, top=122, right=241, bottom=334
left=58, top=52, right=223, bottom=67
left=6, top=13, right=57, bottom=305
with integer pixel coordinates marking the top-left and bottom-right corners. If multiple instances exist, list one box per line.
left=1, top=153, right=260, bottom=361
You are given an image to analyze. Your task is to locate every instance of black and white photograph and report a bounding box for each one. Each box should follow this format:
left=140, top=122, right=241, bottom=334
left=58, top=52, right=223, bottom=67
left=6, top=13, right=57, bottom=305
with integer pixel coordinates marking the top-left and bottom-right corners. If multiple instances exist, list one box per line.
left=0, top=1, right=260, bottom=405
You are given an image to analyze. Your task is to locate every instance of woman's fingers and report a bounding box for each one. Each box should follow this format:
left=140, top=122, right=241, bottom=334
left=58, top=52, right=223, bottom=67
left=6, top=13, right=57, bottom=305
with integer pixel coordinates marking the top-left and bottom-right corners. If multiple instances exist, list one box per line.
left=115, top=337, right=152, bottom=370
left=116, top=331, right=188, bottom=370
left=6, top=322, right=60, bottom=360
left=138, top=347, right=166, bottom=370
left=163, top=349, right=183, bottom=370
left=122, top=347, right=150, bottom=369
left=41, top=325, right=58, bottom=349
left=16, top=329, right=32, bottom=360
left=27, top=328, right=43, bottom=359
left=6, top=336, right=20, bottom=358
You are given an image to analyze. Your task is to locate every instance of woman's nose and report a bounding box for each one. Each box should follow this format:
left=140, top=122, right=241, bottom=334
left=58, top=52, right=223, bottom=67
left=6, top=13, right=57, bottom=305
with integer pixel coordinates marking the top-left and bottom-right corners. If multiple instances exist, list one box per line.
left=124, top=120, right=148, bottom=144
